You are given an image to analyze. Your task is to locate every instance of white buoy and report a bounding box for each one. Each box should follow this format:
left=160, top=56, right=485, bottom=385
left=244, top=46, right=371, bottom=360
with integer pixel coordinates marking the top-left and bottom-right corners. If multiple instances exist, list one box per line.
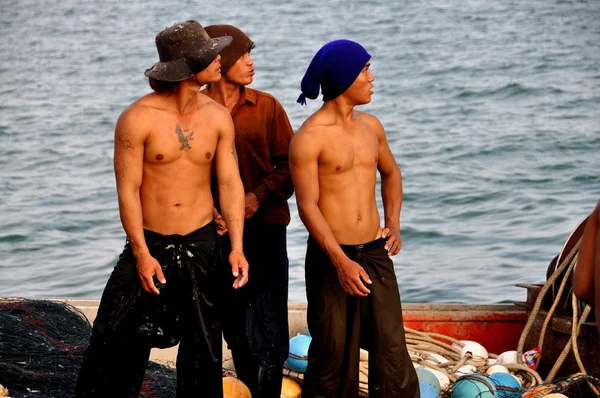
left=425, top=352, right=450, bottom=366
left=460, top=342, right=488, bottom=366
left=451, top=339, right=477, bottom=351
left=496, top=350, right=519, bottom=366
left=453, top=364, right=477, bottom=378
left=486, top=364, right=510, bottom=375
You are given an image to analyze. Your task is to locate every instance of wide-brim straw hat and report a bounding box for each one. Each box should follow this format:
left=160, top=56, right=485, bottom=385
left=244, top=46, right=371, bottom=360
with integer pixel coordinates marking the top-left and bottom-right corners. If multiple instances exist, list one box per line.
left=144, top=20, right=232, bottom=82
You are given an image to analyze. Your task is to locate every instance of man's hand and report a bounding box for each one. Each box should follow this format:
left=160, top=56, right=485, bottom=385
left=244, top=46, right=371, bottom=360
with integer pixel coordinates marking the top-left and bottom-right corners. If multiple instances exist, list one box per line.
left=244, top=193, right=259, bottom=219
left=336, top=256, right=372, bottom=296
left=229, top=250, right=249, bottom=289
left=382, top=227, right=402, bottom=256
left=213, top=207, right=228, bottom=236
left=136, top=253, right=166, bottom=295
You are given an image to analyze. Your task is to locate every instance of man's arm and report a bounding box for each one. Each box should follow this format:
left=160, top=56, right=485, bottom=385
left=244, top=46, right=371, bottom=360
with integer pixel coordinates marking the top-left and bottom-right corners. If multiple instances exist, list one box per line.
left=215, top=110, right=248, bottom=288
left=246, top=100, right=295, bottom=218
left=289, top=131, right=371, bottom=296
left=368, top=115, right=403, bottom=256
left=114, top=107, right=165, bottom=295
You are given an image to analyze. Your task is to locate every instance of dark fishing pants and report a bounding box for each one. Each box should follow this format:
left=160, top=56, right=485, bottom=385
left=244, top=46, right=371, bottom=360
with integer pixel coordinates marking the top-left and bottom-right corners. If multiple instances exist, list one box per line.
left=302, top=237, right=419, bottom=398
left=76, top=222, right=224, bottom=397
left=221, top=221, right=289, bottom=398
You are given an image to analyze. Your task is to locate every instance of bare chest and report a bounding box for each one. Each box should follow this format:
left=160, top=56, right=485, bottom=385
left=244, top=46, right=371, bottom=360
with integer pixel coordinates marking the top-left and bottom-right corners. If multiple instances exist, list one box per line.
left=318, top=132, right=379, bottom=174
left=145, top=122, right=217, bottom=165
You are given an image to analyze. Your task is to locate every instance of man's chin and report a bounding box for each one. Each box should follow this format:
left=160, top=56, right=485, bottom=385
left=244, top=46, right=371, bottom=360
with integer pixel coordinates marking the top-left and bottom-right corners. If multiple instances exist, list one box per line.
left=231, top=77, right=253, bottom=86
left=197, top=74, right=222, bottom=85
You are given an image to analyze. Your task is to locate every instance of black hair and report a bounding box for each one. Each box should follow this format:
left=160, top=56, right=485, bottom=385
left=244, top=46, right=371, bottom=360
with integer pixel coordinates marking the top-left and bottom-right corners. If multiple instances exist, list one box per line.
left=148, top=77, right=179, bottom=93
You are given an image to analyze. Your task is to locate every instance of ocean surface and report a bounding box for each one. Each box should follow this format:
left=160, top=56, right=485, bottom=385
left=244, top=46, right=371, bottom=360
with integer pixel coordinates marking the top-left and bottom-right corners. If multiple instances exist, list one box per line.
left=1, top=0, right=599, bottom=304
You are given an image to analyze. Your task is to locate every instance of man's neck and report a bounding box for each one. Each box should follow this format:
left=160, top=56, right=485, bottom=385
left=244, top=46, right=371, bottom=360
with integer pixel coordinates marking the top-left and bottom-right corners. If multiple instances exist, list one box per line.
left=205, top=79, right=243, bottom=112
left=322, top=98, right=358, bottom=126
left=168, top=78, right=202, bottom=115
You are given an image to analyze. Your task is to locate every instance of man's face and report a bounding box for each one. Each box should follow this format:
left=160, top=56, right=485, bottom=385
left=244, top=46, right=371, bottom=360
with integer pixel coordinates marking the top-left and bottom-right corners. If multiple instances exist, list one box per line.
left=343, top=62, right=374, bottom=105
left=196, top=55, right=223, bottom=85
left=224, top=50, right=254, bottom=86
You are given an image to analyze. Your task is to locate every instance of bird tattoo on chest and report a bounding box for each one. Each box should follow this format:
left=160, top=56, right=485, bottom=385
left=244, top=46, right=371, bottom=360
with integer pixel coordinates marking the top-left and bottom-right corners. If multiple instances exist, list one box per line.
left=175, top=124, right=194, bottom=150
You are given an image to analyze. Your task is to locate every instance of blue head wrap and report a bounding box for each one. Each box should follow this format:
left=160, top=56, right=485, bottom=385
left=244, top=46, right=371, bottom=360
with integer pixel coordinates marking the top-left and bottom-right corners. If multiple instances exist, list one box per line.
left=297, top=39, right=371, bottom=105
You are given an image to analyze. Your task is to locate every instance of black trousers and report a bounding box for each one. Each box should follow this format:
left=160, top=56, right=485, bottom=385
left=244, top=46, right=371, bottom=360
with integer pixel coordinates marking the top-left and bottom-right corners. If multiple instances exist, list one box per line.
left=76, top=223, right=225, bottom=397
left=221, top=221, right=289, bottom=398
left=302, top=237, right=419, bottom=398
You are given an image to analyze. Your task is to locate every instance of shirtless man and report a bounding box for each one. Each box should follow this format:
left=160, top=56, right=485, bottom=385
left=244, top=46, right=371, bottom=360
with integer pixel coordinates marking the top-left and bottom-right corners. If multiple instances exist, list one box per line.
left=290, top=40, right=419, bottom=398
left=573, top=200, right=600, bottom=336
left=76, top=21, right=247, bottom=397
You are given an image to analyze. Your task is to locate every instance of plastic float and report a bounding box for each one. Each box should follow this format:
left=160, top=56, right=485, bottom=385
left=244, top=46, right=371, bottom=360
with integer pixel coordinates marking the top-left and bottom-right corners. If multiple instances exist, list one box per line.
left=285, top=334, right=312, bottom=373
left=451, top=374, right=498, bottom=398
left=416, top=366, right=442, bottom=393
left=281, top=377, right=302, bottom=398
left=222, top=376, right=251, bottom=397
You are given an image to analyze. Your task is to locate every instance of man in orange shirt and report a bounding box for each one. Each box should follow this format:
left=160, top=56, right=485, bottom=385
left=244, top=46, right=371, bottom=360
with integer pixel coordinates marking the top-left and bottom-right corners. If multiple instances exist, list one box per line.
left=203, top=25, right=294, bottom=398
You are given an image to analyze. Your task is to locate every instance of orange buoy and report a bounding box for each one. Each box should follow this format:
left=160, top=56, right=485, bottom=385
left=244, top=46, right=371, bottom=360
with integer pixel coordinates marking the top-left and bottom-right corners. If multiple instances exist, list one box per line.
left=281, top=377, right=302, bottom=398
left=0, top=384, right=9, bottom=397
left=223, top=376, right=252, bottom=397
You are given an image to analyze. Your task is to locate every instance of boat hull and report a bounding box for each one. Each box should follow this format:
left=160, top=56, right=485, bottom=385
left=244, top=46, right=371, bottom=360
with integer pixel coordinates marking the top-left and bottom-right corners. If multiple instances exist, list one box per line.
left=65, top=300, right=529, bottom=365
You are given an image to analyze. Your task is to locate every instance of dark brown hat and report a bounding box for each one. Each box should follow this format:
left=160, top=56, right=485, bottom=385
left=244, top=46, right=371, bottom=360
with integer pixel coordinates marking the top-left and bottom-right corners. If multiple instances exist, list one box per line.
left=204, top=25, right=254, bottom=74
left=145, top=20, right=232, bottom=82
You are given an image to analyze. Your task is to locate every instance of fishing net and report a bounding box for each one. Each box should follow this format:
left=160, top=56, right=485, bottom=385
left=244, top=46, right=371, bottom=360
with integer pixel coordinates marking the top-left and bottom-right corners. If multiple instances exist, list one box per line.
left=0, top=298, right=250, bottom=397
left=139, top=362, right=177, bottom=397
left=519, top=373, right=600, bottom=398
left=0, top=298, right=91, bottom=396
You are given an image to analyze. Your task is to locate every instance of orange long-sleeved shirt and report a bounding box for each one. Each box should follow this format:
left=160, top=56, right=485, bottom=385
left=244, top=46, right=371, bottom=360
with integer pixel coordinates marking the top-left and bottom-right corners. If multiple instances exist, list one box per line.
left=210, top=87, right=294, bottom=225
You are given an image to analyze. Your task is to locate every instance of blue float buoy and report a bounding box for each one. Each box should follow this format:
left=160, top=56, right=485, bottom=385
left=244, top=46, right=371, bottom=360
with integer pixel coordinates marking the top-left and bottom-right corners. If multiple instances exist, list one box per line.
left=452, top=374, right=498, bottom=398
left=285, top=334, right=311, bottom=373
left=419, top=380, right=439, bottom=398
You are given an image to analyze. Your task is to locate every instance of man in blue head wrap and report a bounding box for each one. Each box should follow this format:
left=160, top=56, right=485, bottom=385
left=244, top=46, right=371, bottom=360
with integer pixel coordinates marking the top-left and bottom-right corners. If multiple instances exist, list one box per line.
left=290, top=40, right=419, bottom=398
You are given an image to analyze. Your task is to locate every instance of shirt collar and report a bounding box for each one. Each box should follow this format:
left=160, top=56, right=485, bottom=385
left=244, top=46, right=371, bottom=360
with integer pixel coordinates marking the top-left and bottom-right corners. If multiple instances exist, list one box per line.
left=239, top=86, right=257, bottom=106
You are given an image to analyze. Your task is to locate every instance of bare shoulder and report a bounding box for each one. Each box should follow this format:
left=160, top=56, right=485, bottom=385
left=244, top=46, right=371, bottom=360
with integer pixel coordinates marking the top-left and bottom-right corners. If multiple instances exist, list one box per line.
left=120, top=92, right=174, bottom=122
left=197, top=92, right=228, bottom=114
left=114, top=93, right=162, bottom=137
left=293, top=113, right=323, bottom=143
left=197, top=93, right=231, bottom=124
left=356, top=110, right=385, bottom=135
left=290, top=114, right=324, bottom=157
